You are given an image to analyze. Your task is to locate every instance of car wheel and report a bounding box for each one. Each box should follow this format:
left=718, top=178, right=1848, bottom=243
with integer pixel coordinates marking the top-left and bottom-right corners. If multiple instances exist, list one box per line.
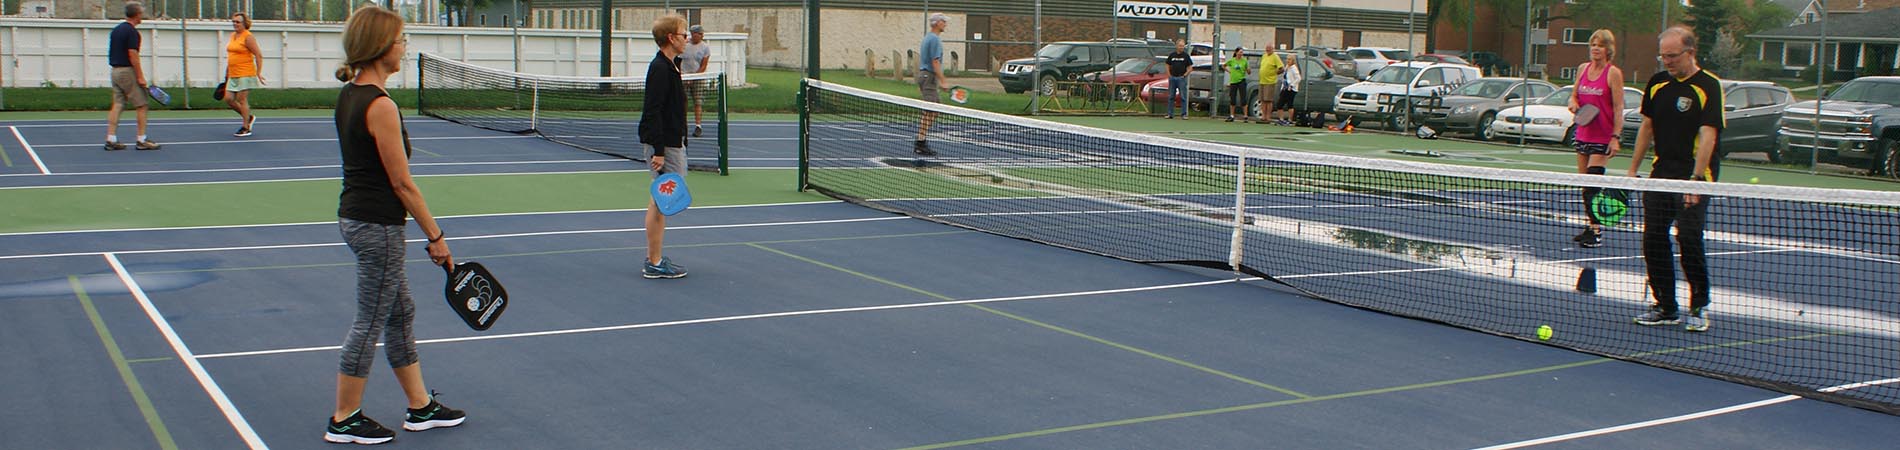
left=1384, top=101, right=1410, bottom=131
left=1037, top=75, right=1057, bottom=96
left=1884, top=139, right=1900, bottom=180
left=1477, top=112, right=1497, bottom=141
left=1771, top=135, right=1790, bottom=164
left=1562, top=125, right=1577, bottom=146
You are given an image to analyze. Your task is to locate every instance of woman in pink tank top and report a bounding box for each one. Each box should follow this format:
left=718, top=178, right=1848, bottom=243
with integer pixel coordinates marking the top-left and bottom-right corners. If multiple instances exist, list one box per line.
left=1567, top=29, right=1625, bottom=248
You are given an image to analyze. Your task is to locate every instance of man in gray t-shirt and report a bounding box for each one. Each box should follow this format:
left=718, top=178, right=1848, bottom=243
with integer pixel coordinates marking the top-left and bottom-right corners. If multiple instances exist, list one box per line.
left=681, top=25, right=712, bottom=137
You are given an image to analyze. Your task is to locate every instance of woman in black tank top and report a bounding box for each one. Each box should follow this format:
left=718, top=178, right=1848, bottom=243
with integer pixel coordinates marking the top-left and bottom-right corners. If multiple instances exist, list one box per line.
left=323, top=6, right=465, bottom=445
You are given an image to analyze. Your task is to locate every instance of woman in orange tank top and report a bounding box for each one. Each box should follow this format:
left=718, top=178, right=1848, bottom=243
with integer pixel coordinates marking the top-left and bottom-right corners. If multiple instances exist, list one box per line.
left=224, top=12, right=265, bottom=137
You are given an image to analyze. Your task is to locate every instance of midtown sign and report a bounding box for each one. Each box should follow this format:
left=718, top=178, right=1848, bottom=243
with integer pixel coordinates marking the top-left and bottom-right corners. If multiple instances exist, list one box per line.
left=1114, top=1, right=1209, bottom=21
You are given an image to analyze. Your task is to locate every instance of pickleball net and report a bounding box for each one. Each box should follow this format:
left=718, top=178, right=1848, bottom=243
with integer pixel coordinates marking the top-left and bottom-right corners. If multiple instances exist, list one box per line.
left=417, top=53, right=729, bottom=174
left=797, top=78, right=1900, bottom=414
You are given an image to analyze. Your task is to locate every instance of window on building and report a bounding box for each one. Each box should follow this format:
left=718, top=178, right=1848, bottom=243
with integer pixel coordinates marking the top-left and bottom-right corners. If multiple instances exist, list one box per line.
left=1787, top=43, right=1813, bottom=66
left=1559, top=66, right=1577, bottom=79
left=479, top=14, right=486, bottom=26
left=1343, top=30, right=1362, bottom=47
left=1563, top=28, right=1591, bottom=45
left=1763, top=41, right=1784, bottom=63
left=677, top=8, right=701, bottom=26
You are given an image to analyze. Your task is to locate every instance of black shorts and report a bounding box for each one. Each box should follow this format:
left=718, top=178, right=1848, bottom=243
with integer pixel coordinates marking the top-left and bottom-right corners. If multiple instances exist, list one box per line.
left=1276, top=89, right=1297, bottom=109
left=1573, top=142, right=1612, bottom=156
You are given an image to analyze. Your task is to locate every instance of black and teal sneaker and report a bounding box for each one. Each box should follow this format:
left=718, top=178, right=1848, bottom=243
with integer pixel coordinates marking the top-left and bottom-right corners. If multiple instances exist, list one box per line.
left=325, top=410, right=395, bottom=445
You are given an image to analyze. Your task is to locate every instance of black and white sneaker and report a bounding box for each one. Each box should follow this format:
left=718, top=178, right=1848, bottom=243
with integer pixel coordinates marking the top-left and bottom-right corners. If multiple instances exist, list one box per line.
left=234, top=127, right=253, bottom=137
left=1634, top=307, right=1682, bottom=326
left=325, top=410, right=395, bottom=445
left=1578, top=229, right=1604, bottom=248
left=403, top=392, right=466, bottom=431
left=912, top=140, right=936, bottom=156
left=692, top=124, right=703, bottom=138
left=1684, top=307, right=1710, bottom=332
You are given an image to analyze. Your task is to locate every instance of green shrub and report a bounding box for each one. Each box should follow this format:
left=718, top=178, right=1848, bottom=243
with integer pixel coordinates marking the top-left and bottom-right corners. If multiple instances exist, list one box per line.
left=1738, top=60, right=1784, bottom=81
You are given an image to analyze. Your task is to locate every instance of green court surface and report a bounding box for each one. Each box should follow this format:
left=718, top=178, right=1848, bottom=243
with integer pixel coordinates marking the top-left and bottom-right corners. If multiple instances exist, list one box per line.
left=0, top=170, right=822, bottom=234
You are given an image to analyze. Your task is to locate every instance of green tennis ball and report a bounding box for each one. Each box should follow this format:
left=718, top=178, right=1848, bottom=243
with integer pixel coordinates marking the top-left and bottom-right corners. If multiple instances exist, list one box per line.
left=1750, top=177, right=1760, bottom=184
left=1536, top=325, right=1554, bottom=341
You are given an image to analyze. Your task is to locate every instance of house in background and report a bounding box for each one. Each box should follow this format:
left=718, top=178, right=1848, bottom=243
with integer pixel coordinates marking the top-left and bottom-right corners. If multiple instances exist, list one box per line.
left=1430, top=2, right=1662, bottom=80
left=1777, top=0, right=1900, bottom=25
left=1747, top=6, right=1900, bottom=78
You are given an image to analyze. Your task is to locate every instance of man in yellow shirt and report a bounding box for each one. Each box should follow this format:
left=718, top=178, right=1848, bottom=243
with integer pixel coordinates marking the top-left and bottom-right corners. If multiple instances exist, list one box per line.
left=1256, top=45, right=1284, bottom=124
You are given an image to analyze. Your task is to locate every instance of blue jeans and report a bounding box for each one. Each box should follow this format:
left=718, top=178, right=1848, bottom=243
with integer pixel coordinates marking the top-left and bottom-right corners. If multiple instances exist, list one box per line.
left=1166, top=76, right=1188, bottom=117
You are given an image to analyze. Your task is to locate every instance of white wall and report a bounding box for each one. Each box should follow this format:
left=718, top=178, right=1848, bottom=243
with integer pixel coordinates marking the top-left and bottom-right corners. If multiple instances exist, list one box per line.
left=0, top=18, right=747, bottom=89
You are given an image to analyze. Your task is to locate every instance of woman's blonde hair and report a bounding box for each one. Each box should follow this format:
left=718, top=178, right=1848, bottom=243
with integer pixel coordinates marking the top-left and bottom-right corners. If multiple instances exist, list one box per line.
left=231, top=11, right=251, bottom=30
left=1590, top=29, right=1617, bottom=60
left=334, top=5, right=404, bottom=82
left=651, top=14, right=687, bottom=43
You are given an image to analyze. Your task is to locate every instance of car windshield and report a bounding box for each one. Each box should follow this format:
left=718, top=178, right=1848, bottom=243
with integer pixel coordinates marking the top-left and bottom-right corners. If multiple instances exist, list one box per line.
left=1380, top=50, right=1413, bottom=60
left=1827, top=80, right=1900, bottom=106
left=1113, top=58, right=1151, bottom=72
left=1538, top=87, right=1574, bottom=106
left=1036, top=45, right=1074, bottom=59
left=1454, top=79, right=1515, bottom=97
left=1368, top=66, right=1421, bottom=84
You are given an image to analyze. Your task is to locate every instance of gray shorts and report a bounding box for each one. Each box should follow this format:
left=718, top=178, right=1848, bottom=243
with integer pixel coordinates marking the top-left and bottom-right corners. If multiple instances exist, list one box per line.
left=646, top=145, right=686, bottom=176
left=917, top=70, right=940, bottom=103
left=111, top=67, right=147, bottom=109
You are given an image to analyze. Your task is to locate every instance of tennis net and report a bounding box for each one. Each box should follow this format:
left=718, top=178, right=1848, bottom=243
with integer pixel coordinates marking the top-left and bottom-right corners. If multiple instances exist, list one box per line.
left=416, top=53, right=728, bottom=174
left=798, top=78, right=1900, bottom=415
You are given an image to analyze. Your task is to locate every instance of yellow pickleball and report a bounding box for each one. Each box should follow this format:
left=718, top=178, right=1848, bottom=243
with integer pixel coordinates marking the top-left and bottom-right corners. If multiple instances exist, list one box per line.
left=1537, top=324, right=1554, bottom=341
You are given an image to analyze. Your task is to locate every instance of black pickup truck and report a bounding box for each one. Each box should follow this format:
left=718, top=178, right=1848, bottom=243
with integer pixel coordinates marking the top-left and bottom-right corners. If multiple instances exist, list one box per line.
left=1776, top=76, right=1900, bottom=178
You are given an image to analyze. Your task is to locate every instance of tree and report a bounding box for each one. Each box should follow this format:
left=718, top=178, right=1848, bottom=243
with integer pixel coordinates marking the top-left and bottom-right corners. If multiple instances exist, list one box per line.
left=1733, top=0, right=1796, bottom=51
left=1565, top=0, right=1675, bottom=70
left=1685, top=0, right=1733, bottom=72
left=1425, top=0, right=1480, bottom=53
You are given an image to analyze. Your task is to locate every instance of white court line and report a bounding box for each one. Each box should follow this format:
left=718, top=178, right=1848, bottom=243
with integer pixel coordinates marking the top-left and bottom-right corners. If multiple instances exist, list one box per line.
left=6, top=119, right=337, bottom=128
left=33, top=134, right=538, bottom=149
left=0, top=168, right=647, bottom=190
left=0, top=215, right=905, bottom=260
left=105, top=253, right=268, bottom=449
left=1472, top=377, right=1900, bottom=450
left=0, top=200, right=842, bottom=238
left=195, top=278, right=1241, bottom=359
left=0, top=158, right=624, bottom=178
left=10, top=126, right=51, bottom=174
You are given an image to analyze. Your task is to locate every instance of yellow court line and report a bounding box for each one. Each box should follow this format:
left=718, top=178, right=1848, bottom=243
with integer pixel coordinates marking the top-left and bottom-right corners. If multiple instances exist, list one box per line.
left=70, top=275, right=178, bottom=450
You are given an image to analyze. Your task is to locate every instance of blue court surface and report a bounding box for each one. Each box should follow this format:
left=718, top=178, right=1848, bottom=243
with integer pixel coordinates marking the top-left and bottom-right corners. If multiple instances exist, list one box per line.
left=3, top=116, right=1898, bottom=449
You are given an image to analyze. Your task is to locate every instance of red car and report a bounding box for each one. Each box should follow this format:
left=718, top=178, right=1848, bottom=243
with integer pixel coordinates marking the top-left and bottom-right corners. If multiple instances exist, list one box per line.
left=1081, top=58, right=1173, bottom=101
left=1413, top=53, right=1475, bottom=67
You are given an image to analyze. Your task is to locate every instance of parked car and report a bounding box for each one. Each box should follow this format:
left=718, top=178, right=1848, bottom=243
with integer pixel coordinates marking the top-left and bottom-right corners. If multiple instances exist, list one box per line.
left=1169, top=52, right=1348, bottom=120
left=1491, top=85, right=1644, bottom=144
left=1467, top=51, right=1512, bottom=76
left=1347, top=47, right=1411, bottom=78
left=1622, top=80, right=1795, bottom=161
left=1138, top=63, right=1210, bottom=111
left=1413, top=53, right=1474, bottom=67
left=1419, top=77, right=1559, bottom=140
left=1079, top=58, right=1173, bottom=101
left=1333, top=61, right=1481, bottom=129
left=998, top=41, right=1166, bottom=95
left=1776, top=76, right=1900, bottom=177
left=1290, top=45, right=1360, bottom=80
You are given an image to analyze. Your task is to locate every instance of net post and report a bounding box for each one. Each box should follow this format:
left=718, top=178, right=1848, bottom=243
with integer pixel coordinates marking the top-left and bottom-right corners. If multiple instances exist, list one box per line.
left=529, top=81, right=541, bottom=132
left=797, top=78, right=811, bottom=192
left=1229, top=152, right=1248, bottom=276
left=415, top=53, right=426, bottom=113
left=718, top=72, right=730, bottom=176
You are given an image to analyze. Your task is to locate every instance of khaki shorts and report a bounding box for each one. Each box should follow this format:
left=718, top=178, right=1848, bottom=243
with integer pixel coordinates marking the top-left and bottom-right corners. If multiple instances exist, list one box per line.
left=917, top=70, right=941, bottom=103
left=645, top=146, right=686, bottom=176
left=111, top=67, right=147, bottom=109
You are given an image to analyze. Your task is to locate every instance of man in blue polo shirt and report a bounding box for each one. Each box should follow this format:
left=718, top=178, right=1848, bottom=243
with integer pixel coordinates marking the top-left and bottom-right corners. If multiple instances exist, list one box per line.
left=105, top=2, right=159, bottom=151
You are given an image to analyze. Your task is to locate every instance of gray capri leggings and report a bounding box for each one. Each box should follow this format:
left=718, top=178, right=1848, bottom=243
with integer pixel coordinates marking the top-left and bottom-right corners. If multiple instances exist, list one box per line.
left=337, top=218, right=420, bottom=377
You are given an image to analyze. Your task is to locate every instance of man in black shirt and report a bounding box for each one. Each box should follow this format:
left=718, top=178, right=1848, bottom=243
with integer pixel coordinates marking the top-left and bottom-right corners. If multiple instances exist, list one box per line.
left=104, top=2, right=159, bottom=150
left=1164, top=40, right=1192, bottom=119
left=637, top=14, right=691, bottom=279
left=1627, top=26, right=1722, bottom=332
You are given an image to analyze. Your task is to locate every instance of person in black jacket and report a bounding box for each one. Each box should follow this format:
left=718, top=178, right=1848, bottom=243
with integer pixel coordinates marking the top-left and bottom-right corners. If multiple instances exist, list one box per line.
left=637, top=14, right=691, bottom=279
